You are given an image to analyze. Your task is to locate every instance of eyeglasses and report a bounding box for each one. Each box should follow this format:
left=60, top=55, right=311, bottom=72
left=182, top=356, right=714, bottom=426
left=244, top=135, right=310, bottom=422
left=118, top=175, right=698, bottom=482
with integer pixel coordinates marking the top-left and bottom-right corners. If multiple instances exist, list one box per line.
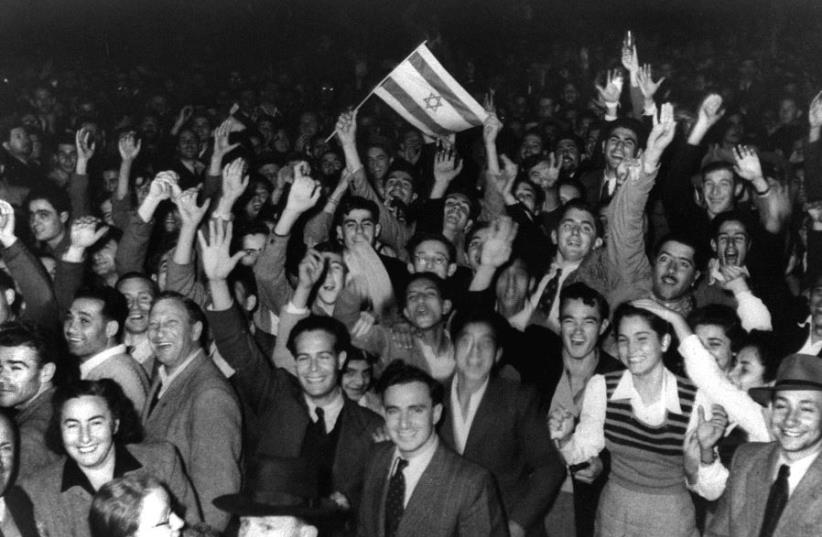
left=414, top=254, right=448, bottom=267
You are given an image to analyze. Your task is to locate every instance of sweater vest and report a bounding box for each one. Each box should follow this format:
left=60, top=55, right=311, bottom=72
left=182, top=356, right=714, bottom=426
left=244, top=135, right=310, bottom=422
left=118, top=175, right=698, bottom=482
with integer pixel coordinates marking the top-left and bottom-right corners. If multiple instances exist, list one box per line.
left=603, top=370, right=697, bottom=494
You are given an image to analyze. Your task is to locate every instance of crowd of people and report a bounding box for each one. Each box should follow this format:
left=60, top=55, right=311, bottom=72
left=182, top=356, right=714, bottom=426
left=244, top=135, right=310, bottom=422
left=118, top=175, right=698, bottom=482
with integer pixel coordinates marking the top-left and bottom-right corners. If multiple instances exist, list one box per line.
left=0, top=18, right=819, bottom=537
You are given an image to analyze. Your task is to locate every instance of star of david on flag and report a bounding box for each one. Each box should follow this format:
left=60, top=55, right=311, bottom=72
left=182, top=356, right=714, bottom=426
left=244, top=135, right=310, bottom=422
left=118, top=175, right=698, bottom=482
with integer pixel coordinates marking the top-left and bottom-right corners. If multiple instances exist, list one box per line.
left=372, top=43, right=488, bottom=138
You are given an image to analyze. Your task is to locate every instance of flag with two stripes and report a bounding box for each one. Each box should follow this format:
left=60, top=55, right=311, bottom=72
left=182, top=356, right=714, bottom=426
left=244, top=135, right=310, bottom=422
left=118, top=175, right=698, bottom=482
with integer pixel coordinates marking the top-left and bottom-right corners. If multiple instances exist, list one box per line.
left=372, top=43, right=488, bottom=138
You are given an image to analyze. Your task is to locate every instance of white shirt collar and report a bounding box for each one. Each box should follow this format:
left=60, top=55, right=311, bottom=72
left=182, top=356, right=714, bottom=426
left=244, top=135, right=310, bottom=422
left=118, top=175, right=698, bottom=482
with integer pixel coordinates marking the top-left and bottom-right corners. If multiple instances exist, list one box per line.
left=158, top=348, right=202, bottom=398
left=450, top=375, right=490, bottom=454
left=304, top=389, right=346, bottom=433
left=79, top=344, right=127, bottom=378
left=391, top=434, right=439, bottom=507
left=611, top=368, right=682, bottom=415
left=779, top=448, right=822, bottom=496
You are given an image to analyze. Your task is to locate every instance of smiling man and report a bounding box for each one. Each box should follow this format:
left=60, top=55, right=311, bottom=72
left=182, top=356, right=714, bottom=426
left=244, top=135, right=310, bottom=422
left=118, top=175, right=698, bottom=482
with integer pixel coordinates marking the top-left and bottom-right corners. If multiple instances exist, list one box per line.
left=65, top=287, right=149, bottom=412
left=141, top=292, right=241, bottom=531
left=116, top=273, right=159, bottom=376
left=578, top=118, right=645, bottom=207
left=358, top=361, right=507, bottom=537
left=707, top=354, right=822, bottom=537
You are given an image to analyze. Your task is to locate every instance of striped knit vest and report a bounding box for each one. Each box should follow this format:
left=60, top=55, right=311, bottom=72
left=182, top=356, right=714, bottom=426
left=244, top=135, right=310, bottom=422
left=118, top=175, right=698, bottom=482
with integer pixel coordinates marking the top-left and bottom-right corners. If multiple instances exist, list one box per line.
left=603, top=370, right=698, bottom=494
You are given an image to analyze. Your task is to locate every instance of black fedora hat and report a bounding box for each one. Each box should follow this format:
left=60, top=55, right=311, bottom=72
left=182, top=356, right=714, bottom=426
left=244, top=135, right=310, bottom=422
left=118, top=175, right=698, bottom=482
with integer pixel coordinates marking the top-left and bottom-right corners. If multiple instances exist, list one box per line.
left=750, top=354, right=822, bottom=406
left=213, top=456, right=344, bottom=519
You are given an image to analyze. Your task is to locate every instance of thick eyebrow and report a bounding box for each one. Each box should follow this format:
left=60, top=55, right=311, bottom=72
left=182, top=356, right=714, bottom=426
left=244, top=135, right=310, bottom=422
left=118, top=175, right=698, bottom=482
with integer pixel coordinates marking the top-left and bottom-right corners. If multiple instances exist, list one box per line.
left=2, top=360, right=30, bottom=368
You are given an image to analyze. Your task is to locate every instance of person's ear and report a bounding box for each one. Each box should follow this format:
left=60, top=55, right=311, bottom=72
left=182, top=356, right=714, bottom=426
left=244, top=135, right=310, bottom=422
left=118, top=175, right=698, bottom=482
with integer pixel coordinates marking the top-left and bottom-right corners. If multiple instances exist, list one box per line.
left=113, top=418, right=120, bottom=436
left=3, top=289, right=14, bottom=309
left=403, top=305, right=411, bottom=321
left=1, top=142, right=8, bottom=152
left=191, top=320, right=203, bottom=342
left=447, top=263, right=457, bottom=277
left=599, top=318, right=610, bottom=336
left=337, top=350, right=347, bottom=371
left=411, top=193, right=418, bottom=203
left=710, top=239, right=718, bottom=254
left=593, top=237, right=603, bottom=249
left=734, top=182, right=744, bottom=198
left=528, top=277, right=536, bottom=293
left=335, top=225, right=343, bottom=243
left=692, top=270, right=702, bottom=286
left=442, top=299, right=453, bottom=316
left=39, top=362, right=56, bottom=385
left=375, top=223, right=382, bottom=238
left=551, top=229, right=557, bottom=245
left=299, top=525, right=318, bottom=537
left=244, top=294, right=257, bottom=312
left=661, top=333, right=672, bottom=352
left=433, top=403, right=443, bottom=425
left=59, top=212, right=69, bottom=225
left=105, top=320, right=119, bottom=339
left=494, top=348, right=503, bottom=364
left=407, top=262, right=415, bottom=274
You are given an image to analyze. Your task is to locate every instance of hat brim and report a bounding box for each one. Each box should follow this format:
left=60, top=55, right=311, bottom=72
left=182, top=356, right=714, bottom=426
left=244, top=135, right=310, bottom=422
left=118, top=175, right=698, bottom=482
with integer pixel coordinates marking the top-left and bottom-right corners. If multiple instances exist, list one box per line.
left=749, top=380, right=822, bottom=406
left=213, top=494, right=346, bottom=519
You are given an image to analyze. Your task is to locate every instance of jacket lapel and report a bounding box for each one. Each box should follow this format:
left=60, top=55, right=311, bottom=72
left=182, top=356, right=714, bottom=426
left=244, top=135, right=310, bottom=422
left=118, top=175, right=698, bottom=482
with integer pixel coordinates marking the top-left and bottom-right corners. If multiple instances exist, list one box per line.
left=775, top=449, right=822, bottom=536
left=397, top=444, right=446, bottom=535
left=463, top=379, right=501, bottom=456
left=745, top=445, right=781, bottom=532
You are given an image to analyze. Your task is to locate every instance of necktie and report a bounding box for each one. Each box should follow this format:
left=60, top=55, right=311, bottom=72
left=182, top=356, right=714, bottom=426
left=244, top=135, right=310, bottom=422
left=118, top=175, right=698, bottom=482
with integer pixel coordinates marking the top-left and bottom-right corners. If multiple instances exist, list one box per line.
left=385, top=459, right=409, bottom=537
left=313, top=407, right=326, bottom=436
left=758, top=464, right=790, bottom=537
left=538, top=268, right=563, bottom=316
left=148, top=383, right=162, bottom=414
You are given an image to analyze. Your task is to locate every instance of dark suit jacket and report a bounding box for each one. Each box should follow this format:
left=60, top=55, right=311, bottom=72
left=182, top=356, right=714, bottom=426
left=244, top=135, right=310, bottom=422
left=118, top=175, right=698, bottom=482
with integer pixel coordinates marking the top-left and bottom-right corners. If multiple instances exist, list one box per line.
left=707, top=442, right=822, bottom=537
left=358, top=441, right=508, bottom=537
left=3, top=486, right=38, bottom=537
left=207, top=306, right=383, bottom=511
left=439, top=377, right=564, bottom=535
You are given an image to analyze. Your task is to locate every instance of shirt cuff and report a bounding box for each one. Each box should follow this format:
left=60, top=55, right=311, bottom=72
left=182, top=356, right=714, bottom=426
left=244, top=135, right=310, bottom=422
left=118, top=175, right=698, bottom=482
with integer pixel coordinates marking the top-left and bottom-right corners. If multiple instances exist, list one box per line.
left=686, top=458, right=729, bottom=501
left=284, top=301, right=310, bottom=315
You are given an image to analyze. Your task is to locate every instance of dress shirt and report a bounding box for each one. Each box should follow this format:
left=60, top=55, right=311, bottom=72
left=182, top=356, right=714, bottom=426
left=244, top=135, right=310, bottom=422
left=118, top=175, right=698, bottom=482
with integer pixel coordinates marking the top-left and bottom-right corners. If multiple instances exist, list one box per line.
left=304, top=389, right=345, bottom=433
left=778, top=449, right=821, bottom=496
left=560, top=368, right=727, bottom=499
left=157, top=349, right=201, bottom=399
left=531, top=260, right=581, bottom=333
left=450, top=376, right=490, bottom=454
left=389, top=435, right=439, bottom=507
left=796, top=316, right=822, bottom=355
left=79, top=344, right=129, bottom=378
left=126, top=337, right=153, bottom=366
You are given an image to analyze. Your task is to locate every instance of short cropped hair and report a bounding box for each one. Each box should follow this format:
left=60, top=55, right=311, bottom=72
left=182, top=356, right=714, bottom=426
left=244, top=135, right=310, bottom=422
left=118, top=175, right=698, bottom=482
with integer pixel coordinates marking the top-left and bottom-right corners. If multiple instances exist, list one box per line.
left=710, top=209, right=754, bottom=239
left=402, top=272, right=449, bottom=307
left=375, top=360, right=444, bottom=407
left=406, top=232, right=457, bottom=264
left=556, top=198, right=604, bottom=238
left=559, top=282, right=610, bottom=321
left=286, top=315, right=351, bottom=357
left=0, top=321, right=55, bottom=367
left=449, top=311, right=509, bottom=350
left=336, top=196, right=380, bottom=226
left=603, top=117, right=648, bottom=150
left=25, top=184, right=71, bottom=217
left=653, top=232, right=707, bottom=270
left=687, top=304, right=745, bottom=352
left=73, top=287, right=129, bottom=341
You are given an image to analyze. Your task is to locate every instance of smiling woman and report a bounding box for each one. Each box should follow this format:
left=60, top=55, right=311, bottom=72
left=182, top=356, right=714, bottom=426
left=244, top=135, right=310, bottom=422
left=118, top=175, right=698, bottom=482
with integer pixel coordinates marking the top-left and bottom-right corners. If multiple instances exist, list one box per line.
left=19, top=380, right=202, bottom=537
left=549, top=303, right=727, bottom=537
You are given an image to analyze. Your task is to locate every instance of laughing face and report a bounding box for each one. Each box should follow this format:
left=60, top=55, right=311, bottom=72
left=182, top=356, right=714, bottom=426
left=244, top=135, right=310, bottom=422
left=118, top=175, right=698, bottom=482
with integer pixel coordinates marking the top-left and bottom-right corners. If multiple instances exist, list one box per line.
left=616, top=315, right=669, bottom=377
left=712, top=219, right=750, bottom=267
left=60, top=395, right=118, bottom=471
left=293, top=329, right=344, bottom=404
left=552, top=207, right=601, bottom=263
left=0, top=345, right=53, bottom=408
left=64, top=298, right=116, bottom=360
left=117, top=277, right=155, bottom=335
left=148, top=298, right=202, bottom=372
left=770, top=390, right=822, bottom=462
left=383, top=380, right=442, bottom=459
left=317, top=253, right=346, bottom=306
left=702, top=168, right=737, bottom=217
left=560, top=298, right=607, bottom=360
left=602, top=127, right=638, bottom=171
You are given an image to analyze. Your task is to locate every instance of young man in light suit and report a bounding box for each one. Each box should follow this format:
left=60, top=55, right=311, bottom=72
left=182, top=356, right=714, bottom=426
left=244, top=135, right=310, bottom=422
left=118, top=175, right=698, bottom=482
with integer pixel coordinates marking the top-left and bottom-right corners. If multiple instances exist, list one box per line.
left=707, top=354, right=822, bottom=537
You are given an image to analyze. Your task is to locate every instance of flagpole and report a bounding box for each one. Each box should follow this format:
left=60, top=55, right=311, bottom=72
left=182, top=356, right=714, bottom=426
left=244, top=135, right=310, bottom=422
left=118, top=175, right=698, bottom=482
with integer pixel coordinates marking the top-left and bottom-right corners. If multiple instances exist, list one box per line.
left=323, top=41, right=428, bottom=143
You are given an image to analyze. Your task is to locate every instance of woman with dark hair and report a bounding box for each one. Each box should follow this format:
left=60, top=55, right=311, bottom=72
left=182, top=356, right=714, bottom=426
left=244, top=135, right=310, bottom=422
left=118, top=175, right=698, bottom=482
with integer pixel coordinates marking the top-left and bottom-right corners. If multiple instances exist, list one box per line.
left=90, top=474, right=183, bottom=537
left=549, top=303, right=730, bottom=537
left=20, top=379, right=201, bottom=537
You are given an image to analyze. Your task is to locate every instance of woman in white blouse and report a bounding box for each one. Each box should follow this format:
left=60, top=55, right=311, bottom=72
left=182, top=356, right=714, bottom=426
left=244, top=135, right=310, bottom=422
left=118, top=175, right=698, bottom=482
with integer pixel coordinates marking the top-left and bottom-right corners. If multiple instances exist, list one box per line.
left=549, top=303, right=728, bottom=537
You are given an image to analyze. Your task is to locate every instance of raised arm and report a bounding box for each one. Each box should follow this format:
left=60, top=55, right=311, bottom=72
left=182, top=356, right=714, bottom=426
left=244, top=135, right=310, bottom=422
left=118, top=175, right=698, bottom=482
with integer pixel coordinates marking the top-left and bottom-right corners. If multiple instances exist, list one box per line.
left=116, top=131, right=142, bottom=202
left=0, top=200, right=59, bottom=329
left=69, top=127, right=94, bottom=217
left=204, top=119, right=241, bottom=202
left=115, top=171, right=180, bottom=275
left=805, top=91, right=822, bottom=202
left=166, top=187, right=211, bottom=306
left=733, top=145, right=791, bottom=234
